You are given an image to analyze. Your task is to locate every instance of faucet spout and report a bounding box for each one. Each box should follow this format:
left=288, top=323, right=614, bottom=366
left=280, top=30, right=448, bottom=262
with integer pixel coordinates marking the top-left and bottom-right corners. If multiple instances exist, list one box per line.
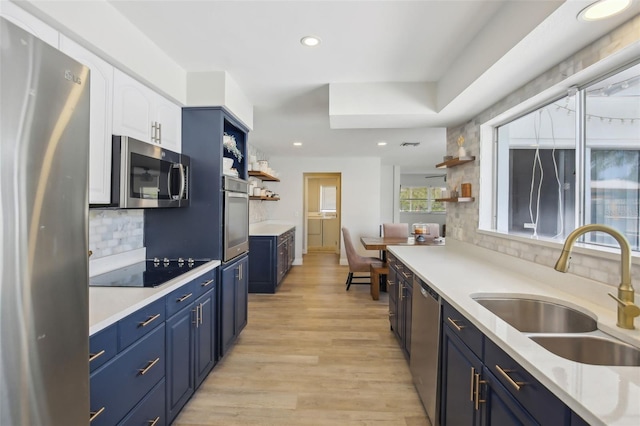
left=553, top=224, right=637, bottom=329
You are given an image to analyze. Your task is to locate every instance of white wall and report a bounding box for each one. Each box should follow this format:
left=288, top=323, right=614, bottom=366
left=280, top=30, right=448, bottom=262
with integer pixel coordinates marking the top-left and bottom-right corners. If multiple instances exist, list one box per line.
left=266, top=156, right=382, bottom=265
left=380, top=165, right=395, bottom=225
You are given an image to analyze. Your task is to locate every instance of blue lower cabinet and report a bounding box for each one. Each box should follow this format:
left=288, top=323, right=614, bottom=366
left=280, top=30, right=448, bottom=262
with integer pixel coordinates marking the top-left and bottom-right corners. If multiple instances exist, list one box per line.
left=166, top=285, right=218, bottom=424
left=221, top=254, right=248, bottom=356
left=90, top=324, right=118, bottom=373
left=165, top=305, right=196, bottom=423
left=195, top=289, right=217, bottom=388
left=118, top=378, right=166, bottom=426
left=90, top=324, right=165, bottom=426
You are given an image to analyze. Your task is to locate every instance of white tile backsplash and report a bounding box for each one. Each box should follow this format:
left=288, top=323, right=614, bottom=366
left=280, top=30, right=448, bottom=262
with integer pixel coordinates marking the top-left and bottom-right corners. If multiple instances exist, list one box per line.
left=89, top=209, right=144, bottom=259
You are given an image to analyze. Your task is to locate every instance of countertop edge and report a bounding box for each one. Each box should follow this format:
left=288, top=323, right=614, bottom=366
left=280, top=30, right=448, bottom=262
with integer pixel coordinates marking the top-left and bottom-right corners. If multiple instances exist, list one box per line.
left=89, top=260, right=221, bottom=336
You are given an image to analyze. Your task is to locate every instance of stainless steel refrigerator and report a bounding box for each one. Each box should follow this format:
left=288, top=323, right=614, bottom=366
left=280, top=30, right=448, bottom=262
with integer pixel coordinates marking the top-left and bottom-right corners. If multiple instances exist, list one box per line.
left=1, top=17, right=90, bottom=425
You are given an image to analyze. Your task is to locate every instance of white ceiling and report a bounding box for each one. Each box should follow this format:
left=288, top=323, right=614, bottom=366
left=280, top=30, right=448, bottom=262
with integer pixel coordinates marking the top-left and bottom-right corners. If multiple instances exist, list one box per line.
left=106, top=0, right=639, bottom=173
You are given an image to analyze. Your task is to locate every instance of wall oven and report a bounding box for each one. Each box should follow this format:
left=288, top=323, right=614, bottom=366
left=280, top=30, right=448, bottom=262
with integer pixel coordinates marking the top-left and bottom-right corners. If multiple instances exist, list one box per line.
left=107, top=135, right=190, bottom=208
left=223, top=176, right=249, bottom=262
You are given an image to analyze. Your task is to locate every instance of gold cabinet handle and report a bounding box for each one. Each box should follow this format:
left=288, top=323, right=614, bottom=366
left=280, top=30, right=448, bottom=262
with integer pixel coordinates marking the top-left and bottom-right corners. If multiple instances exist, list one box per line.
left=138, top=357, right=160, bottom=376
left=192, top=306, right=199, bottom=327
left=402, top=271, right=411, bottom=279
left=148, top=416, right=160, bottom=426
left=177, top=293, right=193, bottom=303
left=89, top=349, right=105, bottom=363
left=495, top=364, right=526, bottom=391
left=474, top=372, right=486, bottom=410
left=447, top=317, right=466, bottom=331
left=89, top=407, right=105, bottom=422
left=470, top=367, right=476, bottom=402
left=201, top=279, right=214, bottom=287
left=139, top=314, right=161, bottom=328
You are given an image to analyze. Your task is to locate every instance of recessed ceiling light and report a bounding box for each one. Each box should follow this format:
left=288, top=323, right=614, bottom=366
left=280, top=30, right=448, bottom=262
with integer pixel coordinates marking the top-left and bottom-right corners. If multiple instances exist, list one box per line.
left=578, top=0, right=631, bottom=21
left=293, top=142, right=302, bottom=146
left=300, top=36, right=321, bottom=47
left=377, top=142, right=387, bottom=146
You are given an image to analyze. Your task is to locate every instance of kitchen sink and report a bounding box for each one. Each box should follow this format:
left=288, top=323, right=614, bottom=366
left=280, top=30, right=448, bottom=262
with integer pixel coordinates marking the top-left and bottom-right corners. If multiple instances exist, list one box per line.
left=474, top=297, right=597, bottom=333
left=530, top=335, right=640, bottom=366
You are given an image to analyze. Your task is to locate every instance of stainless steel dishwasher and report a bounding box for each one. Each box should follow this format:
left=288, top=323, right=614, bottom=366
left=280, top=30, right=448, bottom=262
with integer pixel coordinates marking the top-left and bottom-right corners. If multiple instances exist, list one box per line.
left=410, top=276, right=441, bottom=426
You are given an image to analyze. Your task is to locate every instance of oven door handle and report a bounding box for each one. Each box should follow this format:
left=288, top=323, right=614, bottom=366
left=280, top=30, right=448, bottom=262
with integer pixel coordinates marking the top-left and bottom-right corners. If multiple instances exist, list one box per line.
left=227, top=192, right=249, bottom=199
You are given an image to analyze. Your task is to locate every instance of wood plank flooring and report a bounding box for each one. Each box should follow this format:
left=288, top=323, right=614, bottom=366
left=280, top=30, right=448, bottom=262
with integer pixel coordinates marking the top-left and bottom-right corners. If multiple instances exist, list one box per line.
left=174, top=252, right=429, bottom=425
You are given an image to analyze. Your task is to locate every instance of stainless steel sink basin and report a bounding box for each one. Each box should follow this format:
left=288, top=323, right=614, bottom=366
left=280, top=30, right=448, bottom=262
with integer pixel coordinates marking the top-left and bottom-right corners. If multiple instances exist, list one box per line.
left=530, top=335, right=640, bottom=366
left=474, top=297, right=597, bottom=333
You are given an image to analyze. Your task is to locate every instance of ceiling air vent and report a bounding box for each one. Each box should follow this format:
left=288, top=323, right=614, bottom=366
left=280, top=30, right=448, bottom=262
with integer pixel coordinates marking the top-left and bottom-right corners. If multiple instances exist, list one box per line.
left=400, top=142, right=420, bottom=147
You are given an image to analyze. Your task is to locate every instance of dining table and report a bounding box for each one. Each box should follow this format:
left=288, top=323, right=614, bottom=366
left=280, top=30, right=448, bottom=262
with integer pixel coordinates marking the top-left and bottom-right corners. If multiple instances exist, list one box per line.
left=360, top=236, right=444, bottom=258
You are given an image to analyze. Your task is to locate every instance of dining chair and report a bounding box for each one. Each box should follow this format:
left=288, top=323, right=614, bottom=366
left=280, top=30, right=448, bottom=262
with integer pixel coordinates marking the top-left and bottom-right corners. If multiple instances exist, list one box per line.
left=383, top=223, right=410, bottom=238
left=341, top=227, right=384, bottom=291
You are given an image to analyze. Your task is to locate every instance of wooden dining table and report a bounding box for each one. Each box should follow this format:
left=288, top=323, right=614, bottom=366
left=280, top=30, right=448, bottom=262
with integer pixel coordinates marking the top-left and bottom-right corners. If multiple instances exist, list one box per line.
left=360, top=236, right=444, bottom=253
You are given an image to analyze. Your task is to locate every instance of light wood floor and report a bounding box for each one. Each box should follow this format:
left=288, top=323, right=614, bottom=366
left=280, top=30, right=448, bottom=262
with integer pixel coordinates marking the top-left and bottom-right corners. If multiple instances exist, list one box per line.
left=174, top=252, right=429, bottom=425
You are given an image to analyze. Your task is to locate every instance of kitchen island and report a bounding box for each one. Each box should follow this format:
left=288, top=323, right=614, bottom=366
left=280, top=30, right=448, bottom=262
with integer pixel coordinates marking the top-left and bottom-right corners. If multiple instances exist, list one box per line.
left=388, top=240, right=640, bottom=426
left=248, top=220, right=296, bottom=293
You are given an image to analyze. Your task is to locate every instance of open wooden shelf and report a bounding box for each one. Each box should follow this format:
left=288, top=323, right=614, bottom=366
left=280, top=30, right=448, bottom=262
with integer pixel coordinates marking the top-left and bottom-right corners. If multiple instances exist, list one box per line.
left=436, top=156, right=475, bottom=169
left=435, top=197, right=475, bottom=203
left=248, top=171, right=280, bottom=181
left=249, top=196, right=280, bottom=201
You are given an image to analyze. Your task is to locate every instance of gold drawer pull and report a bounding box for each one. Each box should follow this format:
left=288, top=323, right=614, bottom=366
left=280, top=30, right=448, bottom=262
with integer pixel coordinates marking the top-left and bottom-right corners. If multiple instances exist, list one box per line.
left=447, top=317, right=466, bottom=331
left=148, top=416, right=160, bottom=426
left=402, top=271, right=411, bottom=279
left=89, top=407, right=105, bottom=422
left=495, top=364, right=526, bottom=391
left=201, top=279, right=214, bottom=287
left=139, top=314, right=161, bottom=328
left=89, top=349, right=105, bottom=363
left=470, top=367, right=475, bottom=402
left=139, top=357, right=160, bottom=376
left=177, top=293, right=193, bottom=302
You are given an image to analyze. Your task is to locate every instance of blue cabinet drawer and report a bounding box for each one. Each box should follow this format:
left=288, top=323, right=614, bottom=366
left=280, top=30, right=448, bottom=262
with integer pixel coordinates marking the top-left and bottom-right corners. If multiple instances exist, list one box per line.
left=485, top=338, right=569, bottom=425
left=193, top=269, right=215, bottom=299
left=117, top=378, right=166, bottom=426
left=118, top=299, right=165, bottom=351
left=90, top=325, right=117, bottom=373
left=91, top=324, right=165, bottom=426
left=166, top=280, right=196, bottom=318
left=442, top=301, right=484, bottom=359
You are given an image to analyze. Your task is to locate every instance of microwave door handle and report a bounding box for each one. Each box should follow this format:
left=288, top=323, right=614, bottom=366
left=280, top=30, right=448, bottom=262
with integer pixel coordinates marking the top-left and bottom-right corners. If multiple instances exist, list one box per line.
left=167, top=164, right=174, bottom=200
left=177, top=163, right=186, bottom=200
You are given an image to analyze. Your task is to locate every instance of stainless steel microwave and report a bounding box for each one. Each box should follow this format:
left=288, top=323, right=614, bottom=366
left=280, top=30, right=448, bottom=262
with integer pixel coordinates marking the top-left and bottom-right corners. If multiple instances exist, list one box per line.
left=108, top=135, right=190, bottom=208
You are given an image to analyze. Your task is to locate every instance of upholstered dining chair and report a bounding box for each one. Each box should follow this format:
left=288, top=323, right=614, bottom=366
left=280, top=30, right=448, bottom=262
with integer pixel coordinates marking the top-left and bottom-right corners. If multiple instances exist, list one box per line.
left=342, top=227, right=384, bottom=291
left=383, top=223, right=410, bottom=238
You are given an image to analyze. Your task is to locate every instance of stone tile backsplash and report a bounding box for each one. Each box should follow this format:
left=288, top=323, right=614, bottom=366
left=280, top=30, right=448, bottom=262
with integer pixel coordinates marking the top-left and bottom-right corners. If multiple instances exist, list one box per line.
left=445, top=16, right=640, bottom=289
left=89, top=209, right=143, bottom=259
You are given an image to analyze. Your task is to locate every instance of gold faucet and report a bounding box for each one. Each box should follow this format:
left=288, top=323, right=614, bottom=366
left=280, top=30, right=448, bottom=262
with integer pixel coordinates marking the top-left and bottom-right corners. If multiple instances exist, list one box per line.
left=554, top=224, right=640, bottom=330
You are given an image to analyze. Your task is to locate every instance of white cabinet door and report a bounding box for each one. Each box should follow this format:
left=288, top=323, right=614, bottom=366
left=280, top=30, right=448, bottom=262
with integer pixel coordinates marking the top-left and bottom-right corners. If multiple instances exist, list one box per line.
left=155, top=96, right=182, bottom=153
left=0, top=1, right=59, bottom=47
left=60, top=35, right=114, bottom=204
left=113, top=69, right=181, bottom=152
left=113, top=70, right=154, bottom=143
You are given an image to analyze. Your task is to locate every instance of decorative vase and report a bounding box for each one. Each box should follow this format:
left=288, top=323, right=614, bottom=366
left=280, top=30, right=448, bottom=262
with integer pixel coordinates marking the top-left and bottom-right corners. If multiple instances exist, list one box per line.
left=458, top=146, right=467, bottom=157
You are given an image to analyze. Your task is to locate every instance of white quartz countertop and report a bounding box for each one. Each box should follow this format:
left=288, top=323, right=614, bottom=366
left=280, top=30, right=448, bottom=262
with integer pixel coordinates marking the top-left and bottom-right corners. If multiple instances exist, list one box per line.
left=388, top=241, right=640, bottom=426
left=89, top=260, right=220, bottom=335
left=249, top=220, right=295, bottom=236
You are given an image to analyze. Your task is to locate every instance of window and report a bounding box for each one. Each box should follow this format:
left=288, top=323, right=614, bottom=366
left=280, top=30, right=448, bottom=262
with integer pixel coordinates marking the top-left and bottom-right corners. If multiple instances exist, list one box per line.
left=400, top=186, right=446, bottom=213
left=320, top=185, right=336, bottom=212
left=495, top=63, right=640, bottom=251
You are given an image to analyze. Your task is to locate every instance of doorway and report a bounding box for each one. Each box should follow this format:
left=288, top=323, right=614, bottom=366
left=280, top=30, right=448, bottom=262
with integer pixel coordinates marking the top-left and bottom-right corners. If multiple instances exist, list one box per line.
left=304, top=173, right=341, bottom=254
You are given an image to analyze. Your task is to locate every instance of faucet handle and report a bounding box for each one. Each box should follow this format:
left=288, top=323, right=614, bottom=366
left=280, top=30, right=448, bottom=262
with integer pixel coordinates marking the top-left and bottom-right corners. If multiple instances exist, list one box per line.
left=608, top=293, right=640, bottom=317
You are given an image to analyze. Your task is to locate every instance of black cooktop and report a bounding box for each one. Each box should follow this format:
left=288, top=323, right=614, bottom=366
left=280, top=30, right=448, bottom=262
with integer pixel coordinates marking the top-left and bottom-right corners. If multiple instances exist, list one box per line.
left=90, top=259, right=211, bottom=288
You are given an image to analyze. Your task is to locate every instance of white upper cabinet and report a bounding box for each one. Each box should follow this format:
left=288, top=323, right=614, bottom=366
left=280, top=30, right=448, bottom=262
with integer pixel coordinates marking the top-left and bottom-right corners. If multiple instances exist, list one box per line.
left=59, top=35, right=114, bottom=205
left=0, top=1, right=59, bottom=47
left=113, top=70, right=182, bottom=153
